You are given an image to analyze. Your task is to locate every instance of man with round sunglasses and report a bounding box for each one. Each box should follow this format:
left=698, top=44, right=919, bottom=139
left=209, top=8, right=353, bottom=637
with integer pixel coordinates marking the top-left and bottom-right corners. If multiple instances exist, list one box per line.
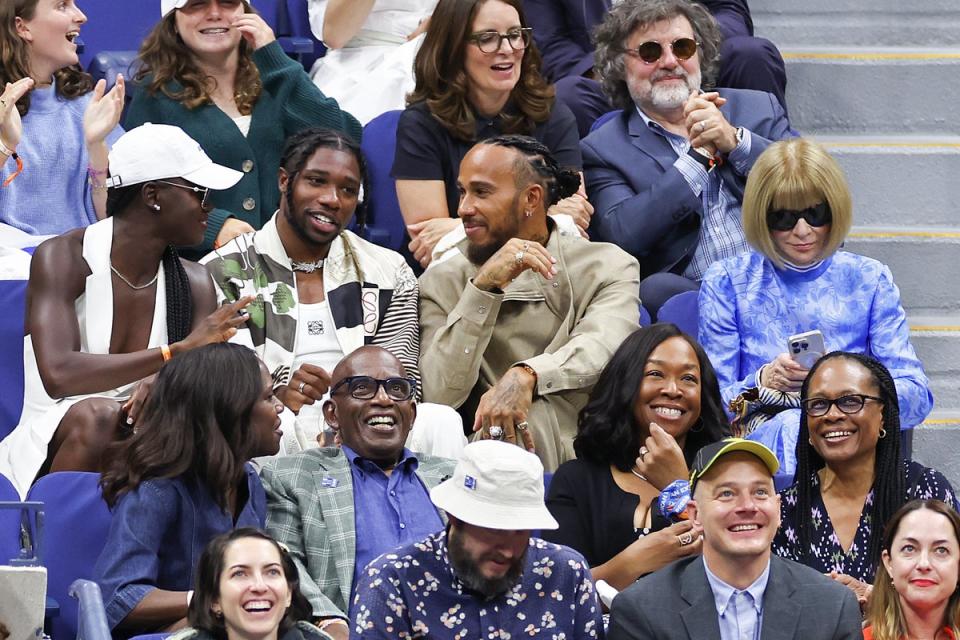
left=524, top=0, right=788, bottom=137
left=261, top=345, right=458, bottom=639
left=581, top=0, right=794, bottom=321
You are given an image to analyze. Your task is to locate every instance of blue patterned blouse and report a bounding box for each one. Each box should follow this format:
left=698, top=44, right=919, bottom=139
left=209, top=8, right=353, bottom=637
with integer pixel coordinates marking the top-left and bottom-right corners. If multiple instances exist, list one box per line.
left=698, top=250, right=933, bottom=484
left=773, top=460, right=958, bottom=582
left=351, top=531, right=604, bottom=638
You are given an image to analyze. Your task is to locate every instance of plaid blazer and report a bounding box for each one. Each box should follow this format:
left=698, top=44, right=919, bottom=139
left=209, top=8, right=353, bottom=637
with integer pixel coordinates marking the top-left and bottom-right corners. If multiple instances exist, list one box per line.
left=261, top=447, right=456, bottom=619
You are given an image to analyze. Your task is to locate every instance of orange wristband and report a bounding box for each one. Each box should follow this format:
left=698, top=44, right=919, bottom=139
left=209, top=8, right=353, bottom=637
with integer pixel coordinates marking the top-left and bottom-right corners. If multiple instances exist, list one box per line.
left=160, top=344, right=172, bottom=362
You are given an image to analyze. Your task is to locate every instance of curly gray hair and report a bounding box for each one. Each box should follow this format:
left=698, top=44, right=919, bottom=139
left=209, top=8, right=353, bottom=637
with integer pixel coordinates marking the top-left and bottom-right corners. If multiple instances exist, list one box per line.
left=593, top=0, right=723, bottom=110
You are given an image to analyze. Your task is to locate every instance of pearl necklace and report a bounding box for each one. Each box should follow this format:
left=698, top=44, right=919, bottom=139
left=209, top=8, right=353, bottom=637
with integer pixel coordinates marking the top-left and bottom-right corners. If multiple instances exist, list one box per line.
left=111, top=265, right=159, bottom=290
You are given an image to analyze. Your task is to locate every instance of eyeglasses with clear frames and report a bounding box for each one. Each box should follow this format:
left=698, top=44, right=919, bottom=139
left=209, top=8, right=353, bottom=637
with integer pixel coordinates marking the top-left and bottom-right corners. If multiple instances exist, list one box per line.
left=468, top=27, right=533, bottom=53
left=802, top=394, right=884, bottom=417
left=329, top=376, right=417, bottom=401
left=154, top=180, right=212, bottom=208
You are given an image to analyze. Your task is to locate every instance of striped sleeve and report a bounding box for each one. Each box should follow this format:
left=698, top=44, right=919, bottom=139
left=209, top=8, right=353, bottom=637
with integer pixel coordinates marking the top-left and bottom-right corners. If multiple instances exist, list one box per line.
left=371, top=262, right=422, bottom=398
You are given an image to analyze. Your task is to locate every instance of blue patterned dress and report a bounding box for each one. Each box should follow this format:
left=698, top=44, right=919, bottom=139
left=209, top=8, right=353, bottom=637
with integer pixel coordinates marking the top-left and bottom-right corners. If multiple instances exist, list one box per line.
left=698, top=250, right=933, bottom=485
left=773, top=461, right=958, bottom=582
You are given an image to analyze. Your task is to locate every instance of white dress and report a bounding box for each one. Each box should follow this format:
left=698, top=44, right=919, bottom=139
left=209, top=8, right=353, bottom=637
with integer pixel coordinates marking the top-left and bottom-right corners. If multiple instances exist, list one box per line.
left=0, top=218, right=167, bottom=497
left=308, top=0, right=437, bottom=124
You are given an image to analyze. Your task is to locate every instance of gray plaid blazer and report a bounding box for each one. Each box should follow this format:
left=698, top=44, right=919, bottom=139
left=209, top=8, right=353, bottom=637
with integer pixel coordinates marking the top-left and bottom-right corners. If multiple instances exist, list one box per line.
left=261, top=447, right=456, bottom=619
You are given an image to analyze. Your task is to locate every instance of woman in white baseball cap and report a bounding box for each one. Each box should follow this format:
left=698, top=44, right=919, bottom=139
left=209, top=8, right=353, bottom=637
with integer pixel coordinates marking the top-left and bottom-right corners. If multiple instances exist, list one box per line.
left=126, top=0, right=361, bottom=258
left=0, top=0, right=125, bottom=236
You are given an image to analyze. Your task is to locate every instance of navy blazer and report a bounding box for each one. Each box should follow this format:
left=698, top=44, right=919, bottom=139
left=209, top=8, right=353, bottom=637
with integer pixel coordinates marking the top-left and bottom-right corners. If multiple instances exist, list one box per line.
left=524, top=0, right=755, bottom=82
left=581, top=88, right=793, bottom=280
left=606, top=555, right=864, bottom=640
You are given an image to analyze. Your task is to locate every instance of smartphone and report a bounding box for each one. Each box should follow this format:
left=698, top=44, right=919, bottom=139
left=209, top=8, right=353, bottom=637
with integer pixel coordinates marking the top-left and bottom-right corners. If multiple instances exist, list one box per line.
left=787, top=330, right=826, bottom=369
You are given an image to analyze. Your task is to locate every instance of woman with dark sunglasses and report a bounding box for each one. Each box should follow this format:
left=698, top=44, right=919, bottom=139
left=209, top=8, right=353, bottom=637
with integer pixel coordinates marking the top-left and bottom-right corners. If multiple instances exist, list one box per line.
left=697, top=138, right=932, bottom=487
left=772, top=352, right=956, bottom=609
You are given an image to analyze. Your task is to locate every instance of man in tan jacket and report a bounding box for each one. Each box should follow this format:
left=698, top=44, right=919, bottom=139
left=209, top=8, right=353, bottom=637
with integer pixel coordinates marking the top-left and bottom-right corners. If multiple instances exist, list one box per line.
left=419, top=135, right=640, bottom=470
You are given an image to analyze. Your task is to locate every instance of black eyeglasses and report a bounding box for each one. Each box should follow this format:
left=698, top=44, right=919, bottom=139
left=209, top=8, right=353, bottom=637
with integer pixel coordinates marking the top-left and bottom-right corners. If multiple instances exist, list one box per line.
left=329, top=376, right=417, bottom=401
left=624, top=37, right=699, bottom=64
left=802, top=394, right=883, bottom=417
left=154, top=179, right=212, bottom=208
left=767, top=202, right=832, bottom=232
left=468, top=27, right=532, bottom=53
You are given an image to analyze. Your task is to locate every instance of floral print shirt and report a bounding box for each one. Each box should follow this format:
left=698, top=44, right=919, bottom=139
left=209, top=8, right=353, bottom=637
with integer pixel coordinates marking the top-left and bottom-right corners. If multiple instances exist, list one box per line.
left=773, top=461, right=958, bottom=582
left=351, top=531, right=604, bottom=638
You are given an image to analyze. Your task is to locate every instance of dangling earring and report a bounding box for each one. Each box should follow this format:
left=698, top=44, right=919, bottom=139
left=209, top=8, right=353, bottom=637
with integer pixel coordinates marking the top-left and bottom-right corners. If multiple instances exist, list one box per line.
left=213, top=608, right=224, bottom=619
left=524, top=209, right=532, bottom=218
left=152, top=204, right=161, bottom=211
left=879, top=428, right=887, bottom=439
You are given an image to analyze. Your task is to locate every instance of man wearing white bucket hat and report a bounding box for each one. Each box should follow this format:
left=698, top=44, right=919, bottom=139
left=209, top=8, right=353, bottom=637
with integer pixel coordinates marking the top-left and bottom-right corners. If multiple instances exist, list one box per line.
left=351, top=440, right=604, bottom=638
left=0, top=123, right=253, bottom=497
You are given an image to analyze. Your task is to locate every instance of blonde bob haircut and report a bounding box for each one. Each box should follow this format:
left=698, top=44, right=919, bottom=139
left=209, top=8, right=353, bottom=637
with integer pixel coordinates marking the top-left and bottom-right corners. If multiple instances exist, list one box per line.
left=741, top=138, right=853, bottom=268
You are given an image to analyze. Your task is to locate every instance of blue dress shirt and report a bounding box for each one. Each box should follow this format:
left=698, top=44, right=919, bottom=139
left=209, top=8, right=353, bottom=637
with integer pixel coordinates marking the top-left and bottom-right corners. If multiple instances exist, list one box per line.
left=342, top=445, right=443, bottom=607
left=704, top=558, right=771, bottom=640
left=95, top=463, right=266, bottom=630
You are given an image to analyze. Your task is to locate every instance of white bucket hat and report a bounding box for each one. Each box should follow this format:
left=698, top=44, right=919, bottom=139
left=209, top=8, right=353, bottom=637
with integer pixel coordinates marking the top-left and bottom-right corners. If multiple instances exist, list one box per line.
left=430, top=441, right=558, bottom=531
left=105, top=123, right=243, bottom=191
left=162, top=0, right=253, bottom=16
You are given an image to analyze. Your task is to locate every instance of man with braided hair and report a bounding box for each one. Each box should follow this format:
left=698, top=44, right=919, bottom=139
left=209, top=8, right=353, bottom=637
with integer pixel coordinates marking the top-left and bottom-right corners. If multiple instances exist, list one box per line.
left=419, top=134, right=640, bottom=470
left=0, top=124, right=252, bottom=497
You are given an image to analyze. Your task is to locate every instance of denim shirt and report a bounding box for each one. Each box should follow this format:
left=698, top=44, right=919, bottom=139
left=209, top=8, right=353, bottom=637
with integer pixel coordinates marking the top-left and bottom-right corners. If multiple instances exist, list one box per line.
left=95, top=463, right=266, bottom=630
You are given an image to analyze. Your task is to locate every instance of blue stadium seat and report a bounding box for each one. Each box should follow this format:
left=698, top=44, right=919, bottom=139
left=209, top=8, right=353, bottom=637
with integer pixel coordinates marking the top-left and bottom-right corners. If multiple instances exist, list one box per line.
left=73, top=2, right=157, bottom=69
left=280, top=0, right=327, bottom=69
left=657, top=290, right=700, bottom=336
left=356, top=110, right=406, bottom=251
left=590, top=110, right=622, bottom=133
left=0, top=474, right=22, bottom=566
left=0, top=250, right=31, bottom=440
left=27, top=473, right=111, bottom=640
left=639, top=304, right=652, bottom=328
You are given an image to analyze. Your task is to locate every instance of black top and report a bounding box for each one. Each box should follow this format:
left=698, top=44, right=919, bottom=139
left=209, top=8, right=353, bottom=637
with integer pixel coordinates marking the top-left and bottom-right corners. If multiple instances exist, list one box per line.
left=542, top=457, right=671, bottom=568
left=391, top=100, right=582, bottom=218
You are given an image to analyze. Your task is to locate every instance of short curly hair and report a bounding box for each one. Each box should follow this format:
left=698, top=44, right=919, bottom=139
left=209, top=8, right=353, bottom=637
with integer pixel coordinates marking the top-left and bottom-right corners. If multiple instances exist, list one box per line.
left=593, top=0, right=722, bottom=110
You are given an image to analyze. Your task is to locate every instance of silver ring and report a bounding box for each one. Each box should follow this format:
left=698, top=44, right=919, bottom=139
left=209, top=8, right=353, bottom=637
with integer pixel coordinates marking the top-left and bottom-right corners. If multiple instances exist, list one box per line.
left=698, top=121, right=706, bottom=133
left=678, top=531, right=694, bottom=546
left=639, top=446, right=649, bottom=461
left=489, top=425, right=504, bottom=440
left=516, top=421, right=529, bottom=432
left=298, top=381, right=306, bottom=394
left=514, top=251, right=524, bottom=265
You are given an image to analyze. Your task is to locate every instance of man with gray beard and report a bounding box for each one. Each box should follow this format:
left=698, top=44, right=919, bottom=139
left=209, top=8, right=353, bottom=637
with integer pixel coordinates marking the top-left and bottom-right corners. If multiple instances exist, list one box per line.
left=581, top=0, right=794, bottom=320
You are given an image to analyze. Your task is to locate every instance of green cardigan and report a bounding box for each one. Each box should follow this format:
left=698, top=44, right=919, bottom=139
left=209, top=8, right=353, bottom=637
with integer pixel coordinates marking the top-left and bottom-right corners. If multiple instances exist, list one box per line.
left=124, top=41, right=362, bottom=255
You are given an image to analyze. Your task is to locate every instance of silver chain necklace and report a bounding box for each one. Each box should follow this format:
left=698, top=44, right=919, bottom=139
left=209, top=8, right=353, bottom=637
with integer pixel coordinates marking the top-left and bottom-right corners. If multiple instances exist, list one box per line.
left=290, top=258, right=325, bottom=273
left=110, top=265, right=159, bottom=290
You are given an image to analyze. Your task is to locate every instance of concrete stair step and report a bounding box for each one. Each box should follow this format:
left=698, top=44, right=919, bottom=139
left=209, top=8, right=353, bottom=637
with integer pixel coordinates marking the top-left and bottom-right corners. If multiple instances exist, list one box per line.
left=909, top=319, right=960, bottom=407
left=751, top=0, right=958, bottom=14
left=814, top=135, right=960, bottom=228
left=755, top=15, right=960, bottom=49
left=843, top=228, right=960, bottom=314
left=782, top=47, right=960, bottom=134
left=912, top=412, right=960, bottom=490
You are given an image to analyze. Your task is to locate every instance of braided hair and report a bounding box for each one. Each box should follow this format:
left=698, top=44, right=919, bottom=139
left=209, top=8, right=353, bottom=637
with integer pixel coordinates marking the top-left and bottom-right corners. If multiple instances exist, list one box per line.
left=794, top=351, right=906, bottom=573
left=106, top=185, right=193, bottom=342
left=481, top=134, right=580, bottom=209
left=279, top=127, right=368, bottom=230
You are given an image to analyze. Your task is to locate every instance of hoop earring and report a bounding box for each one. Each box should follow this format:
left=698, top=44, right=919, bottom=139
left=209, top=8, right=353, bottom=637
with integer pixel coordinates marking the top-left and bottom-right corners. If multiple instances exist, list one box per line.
left=879, top=428, right=887, bottom=439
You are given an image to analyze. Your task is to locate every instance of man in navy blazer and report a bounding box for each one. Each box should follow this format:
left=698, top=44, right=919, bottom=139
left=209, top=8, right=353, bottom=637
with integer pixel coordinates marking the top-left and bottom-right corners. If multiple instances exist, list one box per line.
left=524, top=0, right=787, bottom=136
left=581, top=0, right=793, bottom=318
left=607, top=439, right=863, bottom=640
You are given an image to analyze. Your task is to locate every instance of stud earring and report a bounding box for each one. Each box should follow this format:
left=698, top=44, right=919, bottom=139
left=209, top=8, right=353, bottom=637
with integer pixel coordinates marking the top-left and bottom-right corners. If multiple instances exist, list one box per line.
left=152, top=204, right=161, bottom=211
left=524, top=209, right=532, bottom=218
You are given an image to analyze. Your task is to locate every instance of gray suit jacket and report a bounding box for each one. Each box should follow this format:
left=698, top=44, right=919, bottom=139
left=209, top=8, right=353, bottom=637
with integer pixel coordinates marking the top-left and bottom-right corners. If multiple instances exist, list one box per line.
left=261, top=448, right=456, bottom=619
left=607, top=555, right=863, bottom=640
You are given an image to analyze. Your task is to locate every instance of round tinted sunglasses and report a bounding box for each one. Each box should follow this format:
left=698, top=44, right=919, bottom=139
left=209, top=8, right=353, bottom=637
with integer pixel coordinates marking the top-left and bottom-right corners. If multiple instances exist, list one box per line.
left=624, top=37, right=699, bottom=64
left=766, top=202, right=832, bottom=232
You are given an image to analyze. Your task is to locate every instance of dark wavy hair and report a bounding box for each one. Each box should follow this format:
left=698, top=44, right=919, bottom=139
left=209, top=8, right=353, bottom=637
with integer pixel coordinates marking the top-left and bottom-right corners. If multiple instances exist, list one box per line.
left=0, top=0, right=94, bottom=116
left=100, top=343, right=265, bottom=510
left=480, top=134, right=579, bottom=208
left=575, top=323, right=728, bottom=471
left=279, top=127, right=368, bottom=230
left=134, top=2, right=261, bottom=113
left=408, top=0, right=555, bottom=142
left=794, top=351, right=907, bottom=575
left=869, top=500, right=960, bottom=640
left=593, top=0, right=722, bottom=110
left=189, top=528, right=314, bottom=639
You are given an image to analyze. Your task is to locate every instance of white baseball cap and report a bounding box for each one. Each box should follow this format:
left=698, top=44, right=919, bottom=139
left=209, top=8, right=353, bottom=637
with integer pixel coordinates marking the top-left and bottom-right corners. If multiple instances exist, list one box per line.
left=162, top=0, right=253, bottom=16
left=430, top=440, right=558, bottom=531
left=106, top=123, right=243, bottom=191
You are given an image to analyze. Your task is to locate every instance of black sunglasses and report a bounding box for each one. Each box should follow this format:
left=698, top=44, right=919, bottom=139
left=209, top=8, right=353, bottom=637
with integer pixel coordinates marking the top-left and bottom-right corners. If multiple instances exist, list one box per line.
left=329, top=376, right=417, bottom=401
left=154, top=179, right=212, bottom=209
left=802, top=393, right=883, bottom=417
left=624, top=37, right=699, bottom=64
left=766, top=202, right=832, bottom=232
